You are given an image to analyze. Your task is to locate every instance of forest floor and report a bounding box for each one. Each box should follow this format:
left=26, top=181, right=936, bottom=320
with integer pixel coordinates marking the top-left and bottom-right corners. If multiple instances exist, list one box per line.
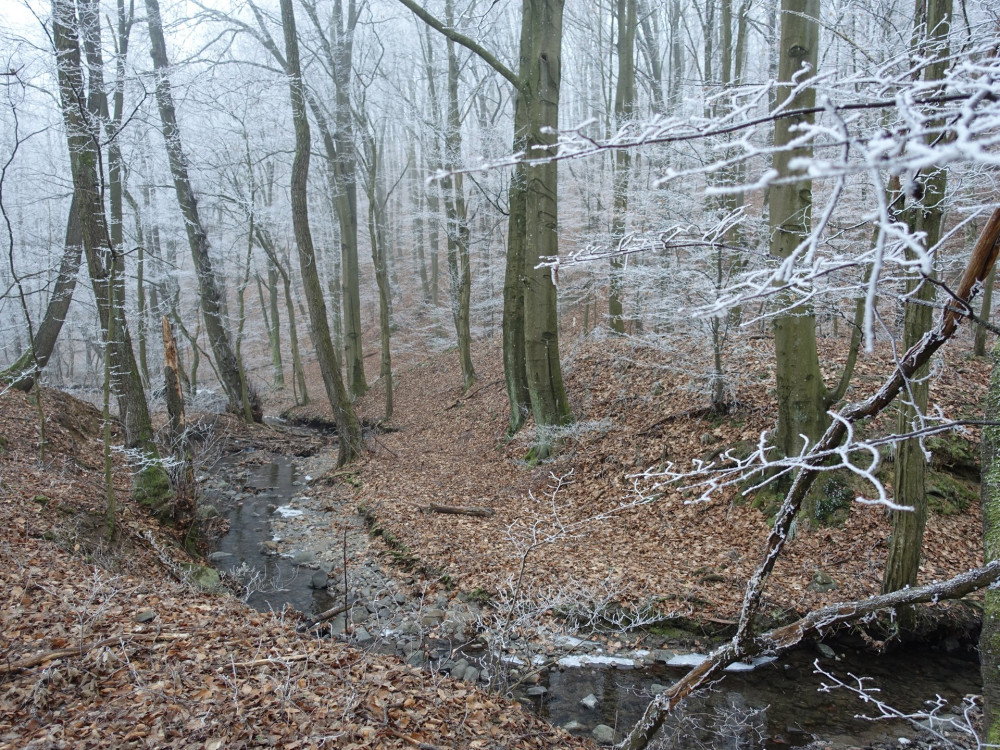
left=0, top=328, right=990, bottom=749
left=304, top=332, right=987, bottom=635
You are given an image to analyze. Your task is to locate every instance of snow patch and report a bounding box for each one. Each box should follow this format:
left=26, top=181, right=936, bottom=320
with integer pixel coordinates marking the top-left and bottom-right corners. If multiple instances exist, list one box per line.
left=274, top=506, right=304, bottom=518
left=557, top=654, right=636, bottom=669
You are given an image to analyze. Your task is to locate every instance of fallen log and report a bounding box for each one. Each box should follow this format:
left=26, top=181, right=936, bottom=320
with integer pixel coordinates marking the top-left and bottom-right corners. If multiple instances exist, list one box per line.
left=618, top=560, right=1000, bottom=750
left=421, top=503, right=495, bottom=518
left=297, top=601, right=353, bottom=632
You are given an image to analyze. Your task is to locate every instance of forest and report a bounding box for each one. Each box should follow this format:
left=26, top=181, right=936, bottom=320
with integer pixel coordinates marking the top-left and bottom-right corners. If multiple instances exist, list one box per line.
left=2, top=0, right=1000, bottom=747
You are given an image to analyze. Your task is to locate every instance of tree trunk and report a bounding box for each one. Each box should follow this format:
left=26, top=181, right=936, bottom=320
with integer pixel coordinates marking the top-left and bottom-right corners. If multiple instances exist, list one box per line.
left=144, top=0, right=261, bottom=422
left=2, top=195, right=82, bottom=390
left=521, top=0, right=572, bottom=458
left=770, top=0, right=827, bottom=518
left=442, top=3, right=476, bottom=391
left=882, top=0, right=951, bottom=605
left=279, top=0, right=362, bottom=465
left=982, top=334, right=1000, bottom=744
left=52, top=0, right=172, bottom=516
left=363, top=128, right=395, bottom=420
left=609, top=0, right=637, bottom=335
left=266, top=261, right=285, bottom=387
left=976, top=263, right=996, bottom=356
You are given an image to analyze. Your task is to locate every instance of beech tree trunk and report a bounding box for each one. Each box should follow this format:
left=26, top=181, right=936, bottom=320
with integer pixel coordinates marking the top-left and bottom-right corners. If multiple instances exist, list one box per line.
left=609, top=0, right=636, bottom=335
left=982, top=317, right=1000, bottom=744
left=882, top=0, right=951, bottom=604
left=279, top=0, right=362, bottom=465
left=770, top=0, right=827, bottom=518
left=442, top=4, right=476, bottom=391
left=144, top=0, right=260, bottom=422
left=2, top=195, right=81, bottom=390
left=52, top=0, right=172, bottom=515
left=520, top=0, right=572, bottom=458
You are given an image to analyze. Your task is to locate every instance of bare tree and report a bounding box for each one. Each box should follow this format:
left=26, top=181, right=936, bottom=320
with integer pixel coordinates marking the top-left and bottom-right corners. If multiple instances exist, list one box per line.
left=144, top=0, right=261, bottom=422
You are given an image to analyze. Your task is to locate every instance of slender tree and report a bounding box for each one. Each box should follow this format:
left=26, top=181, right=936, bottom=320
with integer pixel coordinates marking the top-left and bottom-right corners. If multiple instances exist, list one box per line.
left=278, top=0, right=362, bottom=465
left=609, top=0, right=637, bottom=334
left=51, top=0, right=172, bottom=515
left=769, top=0, right=828, bottom=514
left=882, top=0, right=952, bottom=603
left=144, top=0, right=261, bottom=422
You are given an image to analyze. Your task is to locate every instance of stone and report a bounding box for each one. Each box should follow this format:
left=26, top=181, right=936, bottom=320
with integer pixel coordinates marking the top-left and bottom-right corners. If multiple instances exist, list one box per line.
left=592, top=725, right=616, bottom=745
left=350, top=608, right=369, bottom=624
left=450, top=658, right=470, bottom=678
left=196, top=503, right=220, bottom=520
left=208, top=551, right=233, bottom=562
left=650, top=683, right=668, bottom=695
left=652, top=649, right=675, bottom=664
left=261, top=540, right=279, bottom=555
left=461, top=667, right=480, bottom=684
left=292, top=550, right=316, bottom=565
left=181, top=563, right=222, bottom=593
left=354, top=627, right=373, bottom=645
left=327, top=616, right=346, bottom=636
left=310, top=571, right=329, bottom=589
left=405, top=650, right=426, bottom=667
left=134, top=609, right=156, bottom=624
left=807, top=569, right=839, bottom=593
left=525, top=686, right=547, bottom=697
left=816, top=642, right=836, bottom=660
left=580, top=693, right=599, bottom=711
left=420, top=608, right=446, bottom=627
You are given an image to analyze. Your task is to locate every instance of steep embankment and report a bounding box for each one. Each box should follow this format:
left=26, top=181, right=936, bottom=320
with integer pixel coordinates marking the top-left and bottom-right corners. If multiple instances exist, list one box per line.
left=345, top=335, right=986, bottom=632
left=0, top=387, right=591, bottom=749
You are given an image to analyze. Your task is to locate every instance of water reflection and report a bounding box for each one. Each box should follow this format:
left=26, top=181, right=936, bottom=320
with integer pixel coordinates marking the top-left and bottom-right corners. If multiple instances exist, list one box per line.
left=529, top=643, right=979, bottom=748
left=212, top=458, right=337, bottom=615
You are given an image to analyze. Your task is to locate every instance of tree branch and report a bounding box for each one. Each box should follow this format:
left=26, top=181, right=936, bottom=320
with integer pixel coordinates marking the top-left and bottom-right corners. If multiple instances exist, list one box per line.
left=393, top=0, right=519, bottom=90
left=618, top=560, right=1000, bottom=750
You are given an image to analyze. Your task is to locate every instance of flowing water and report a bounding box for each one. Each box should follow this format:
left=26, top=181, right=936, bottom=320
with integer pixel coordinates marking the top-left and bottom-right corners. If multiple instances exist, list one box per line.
left=209, top=457, right=982, bottom=748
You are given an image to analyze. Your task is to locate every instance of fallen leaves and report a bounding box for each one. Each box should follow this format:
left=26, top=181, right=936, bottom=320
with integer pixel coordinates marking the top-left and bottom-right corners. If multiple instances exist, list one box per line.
left=0, top=388, right=592, bottom=750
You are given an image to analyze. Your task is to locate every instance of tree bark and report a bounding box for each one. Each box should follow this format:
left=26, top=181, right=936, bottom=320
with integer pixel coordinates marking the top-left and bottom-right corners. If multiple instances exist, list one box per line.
left=982, top=321, right=1000, bottom=743
left=769, top=0, right=827, bottom=518
left=144, top=0, right=260, bottom=422
left=521, top=0, right=572, bottom=459
left=279, top=0, right=362, bottom=465
left=442, top=3, right=476, bottom=391
left=882, top=0, right=951, bottom=606
left=609, top=0, right=637, bottom=335
left=2, top=194, right=82, bottom=390
left=52, top=0, right=172, bottom=515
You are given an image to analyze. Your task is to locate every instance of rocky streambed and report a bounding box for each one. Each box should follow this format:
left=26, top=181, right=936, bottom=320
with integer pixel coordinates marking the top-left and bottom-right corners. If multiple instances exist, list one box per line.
left=198, top=437, right=983, bottom=749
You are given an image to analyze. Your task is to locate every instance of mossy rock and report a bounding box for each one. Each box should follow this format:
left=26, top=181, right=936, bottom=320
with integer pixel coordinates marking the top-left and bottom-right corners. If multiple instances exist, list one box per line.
left=180, top=563, right=222, bottom=593
left=809, top=474, right=854, bottom=526
left=926, top=469, right=977, bottom=515
left=926, top=434, right=980, bottom=479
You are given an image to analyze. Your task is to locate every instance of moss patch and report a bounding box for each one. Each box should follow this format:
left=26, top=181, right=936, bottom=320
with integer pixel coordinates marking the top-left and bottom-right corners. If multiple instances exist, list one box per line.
left=132, top=463, right=175, bottom=522
left=926, top=468, right=978, bottom=515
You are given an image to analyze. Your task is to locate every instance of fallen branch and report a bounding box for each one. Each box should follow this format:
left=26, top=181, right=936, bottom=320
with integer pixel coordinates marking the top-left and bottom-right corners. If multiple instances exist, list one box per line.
left=421, top=503, right=495, bottom=518
left=296, top=601, right=353, bottom=632
left=224, top=653, right=313, bottom=669
left=619, top=561, right=1000, bottom=750
left=1, top=632, right=191, bottom=675
left=618, top=216, right=1000, bottom=750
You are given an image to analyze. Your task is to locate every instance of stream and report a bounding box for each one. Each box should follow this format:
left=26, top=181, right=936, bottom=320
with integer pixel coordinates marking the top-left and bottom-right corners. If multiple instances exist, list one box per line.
left=205, top=455, right=983, bottom=749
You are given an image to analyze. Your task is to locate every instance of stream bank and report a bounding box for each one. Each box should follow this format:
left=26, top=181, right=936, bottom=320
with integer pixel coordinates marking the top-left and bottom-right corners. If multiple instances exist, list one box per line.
left=200, top=432, right=983, bottom=749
